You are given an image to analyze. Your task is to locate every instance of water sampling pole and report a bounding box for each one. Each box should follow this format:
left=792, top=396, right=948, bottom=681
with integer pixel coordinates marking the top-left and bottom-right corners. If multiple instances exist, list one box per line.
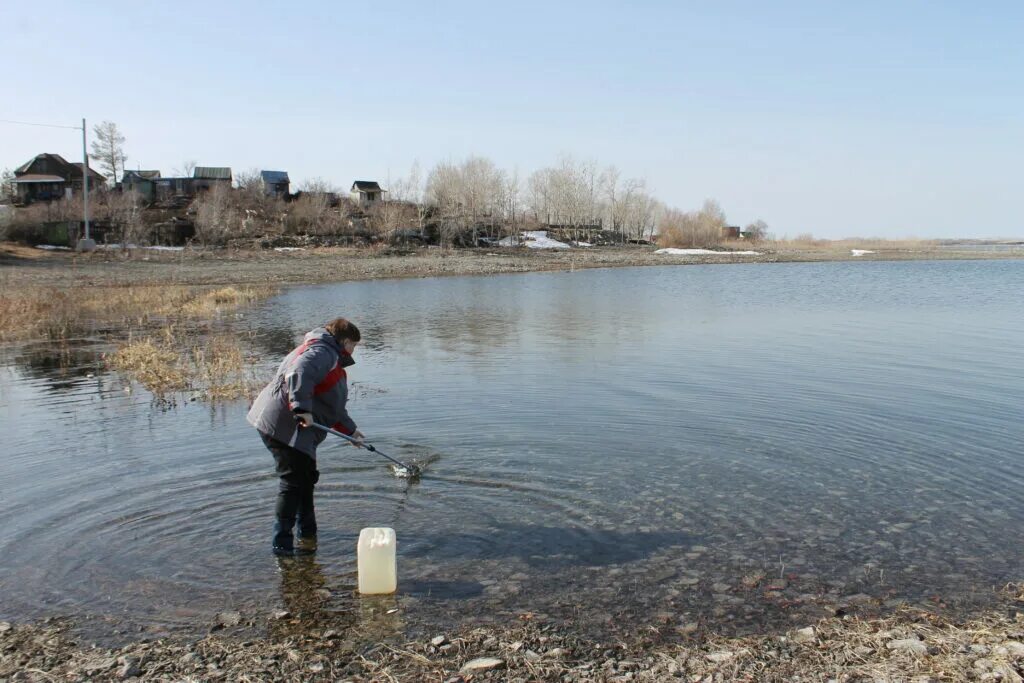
left=310, top=422, right=421, bottom=477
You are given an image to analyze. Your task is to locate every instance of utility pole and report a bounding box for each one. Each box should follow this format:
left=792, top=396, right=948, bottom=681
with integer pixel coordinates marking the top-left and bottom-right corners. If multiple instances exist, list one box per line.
left=78, top=117, right=96, bottom=251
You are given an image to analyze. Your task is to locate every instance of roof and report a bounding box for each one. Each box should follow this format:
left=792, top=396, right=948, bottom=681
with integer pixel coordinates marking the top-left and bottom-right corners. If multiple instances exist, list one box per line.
left=261, top=170, right=290, bottom=183
left=15, top=153, right=72, bottom=175
left=125, top=170, right=161, bottom=180
left=193, top=167, right=232, bottom=180
left=13, top=174, right=66, bottom=183
left=70, top=163, right=107, bottom=179
left=351, top=180, right=383, bottom=192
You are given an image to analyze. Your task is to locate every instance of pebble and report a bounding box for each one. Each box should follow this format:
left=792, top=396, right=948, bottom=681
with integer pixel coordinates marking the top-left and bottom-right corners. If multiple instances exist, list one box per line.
left=1003, top=640, right=1024, bottom=657
left=887, top=639, right=927, bottom=655
left=117, top=656, right=141, bottom=679
left=793, top=627, right=815, bottom=643
left=741, top=572, right=765, bottom=588
left=460, top=656, right=505, bottom=674
left=272, top=610, right=291, bottom=620
left=431, top=635, right=447, bottom=647
left=705, top=651, right=735, bottom=663
left=215, top=611, right=241, bottom=628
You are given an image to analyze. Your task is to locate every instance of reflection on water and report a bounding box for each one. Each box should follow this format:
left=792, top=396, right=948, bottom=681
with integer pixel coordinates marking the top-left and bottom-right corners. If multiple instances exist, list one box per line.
left=1, top=259, right=1023, bottom=643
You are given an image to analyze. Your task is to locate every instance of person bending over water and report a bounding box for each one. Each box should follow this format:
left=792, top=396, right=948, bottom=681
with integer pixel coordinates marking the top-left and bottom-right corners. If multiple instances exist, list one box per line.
left=247, top=318, right=365, bottom=556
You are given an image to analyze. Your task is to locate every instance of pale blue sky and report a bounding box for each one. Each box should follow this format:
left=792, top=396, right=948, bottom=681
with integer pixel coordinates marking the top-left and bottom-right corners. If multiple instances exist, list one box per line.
left=3, top=1, right=1022, bottom=238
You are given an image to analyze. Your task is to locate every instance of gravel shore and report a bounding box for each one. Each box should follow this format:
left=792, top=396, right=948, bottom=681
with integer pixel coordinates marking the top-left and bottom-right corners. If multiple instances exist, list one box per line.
left=2, top=597, right=1022, bottom=681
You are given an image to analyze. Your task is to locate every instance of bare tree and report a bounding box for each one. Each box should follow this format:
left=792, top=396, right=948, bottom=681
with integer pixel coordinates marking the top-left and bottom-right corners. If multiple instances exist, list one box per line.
left=193, top=184, right=238, bottom=245
left=425, top=156, right=506, bottom=246
left=744, top=219, right=769, bottom=241
left=235, top=168, right=262, bottom=193
left=656, top=199, right=729, bottom=248
left=89, top=121, right=127, bottom=184
left=175, top=160, right=198, bottom=177
left=367, top=199, right=415, bottom=242
left=106, top=191, right=147, bottom=248
left=0, top=168, right=15, bottom=203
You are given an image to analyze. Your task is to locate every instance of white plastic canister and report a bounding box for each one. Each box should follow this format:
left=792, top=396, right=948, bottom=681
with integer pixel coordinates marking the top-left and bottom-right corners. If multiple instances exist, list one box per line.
left=357, top=527, right=397, bottom=594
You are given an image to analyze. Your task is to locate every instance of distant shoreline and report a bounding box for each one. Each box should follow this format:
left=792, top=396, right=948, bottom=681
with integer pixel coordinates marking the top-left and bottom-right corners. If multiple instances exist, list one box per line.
left=2, top=241, right=1023, bottom=291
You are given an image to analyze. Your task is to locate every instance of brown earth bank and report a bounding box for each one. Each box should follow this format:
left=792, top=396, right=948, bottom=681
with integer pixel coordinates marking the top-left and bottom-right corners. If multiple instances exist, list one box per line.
left=1, top=596, right=1022, bottom=682
left=2, top=242, right=1023, bottom=291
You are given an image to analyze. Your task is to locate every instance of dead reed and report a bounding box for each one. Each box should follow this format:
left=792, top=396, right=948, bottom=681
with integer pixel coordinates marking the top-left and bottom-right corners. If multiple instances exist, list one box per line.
left=109, top=328, right=262, bottom=400
left=0, top=283, right=275, bottom=342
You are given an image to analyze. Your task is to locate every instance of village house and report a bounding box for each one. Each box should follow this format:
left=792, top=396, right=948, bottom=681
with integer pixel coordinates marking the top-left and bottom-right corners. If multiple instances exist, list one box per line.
left=350, top=180, right=386, bottom=208
left=121, top=170, right=161, bottom=202
left=192, top=167, right=232, bottom=192
left=260, top=171, right=290, bottom=198
left=153, top=176, right=193, bottom=201
left=12, top=153, right=106, bottom=204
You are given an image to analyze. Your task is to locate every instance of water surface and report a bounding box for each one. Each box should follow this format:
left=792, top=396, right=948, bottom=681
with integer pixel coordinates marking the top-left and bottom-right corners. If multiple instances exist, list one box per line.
left=1, top=259, right=1022, bottom=641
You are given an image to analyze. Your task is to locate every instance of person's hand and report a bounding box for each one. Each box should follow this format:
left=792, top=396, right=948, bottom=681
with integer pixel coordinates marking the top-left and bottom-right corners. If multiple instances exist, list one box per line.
left=294, top=412, right=314, bottom=428
left=350, top=429, right=366, bottom=447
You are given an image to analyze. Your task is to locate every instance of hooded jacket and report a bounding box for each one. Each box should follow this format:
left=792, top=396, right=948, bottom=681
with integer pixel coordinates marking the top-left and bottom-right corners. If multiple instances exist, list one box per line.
left=247, top=327, right=358, bottom=458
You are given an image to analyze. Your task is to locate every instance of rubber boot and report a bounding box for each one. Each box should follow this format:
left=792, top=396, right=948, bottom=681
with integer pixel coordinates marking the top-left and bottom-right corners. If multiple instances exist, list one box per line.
left=295, top=535, right=318, bottom=556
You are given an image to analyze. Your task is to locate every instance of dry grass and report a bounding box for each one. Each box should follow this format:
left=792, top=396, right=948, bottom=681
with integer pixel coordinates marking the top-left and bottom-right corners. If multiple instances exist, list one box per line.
left=190, top=334, right=262, bottom=400
left=108, top=329, right=261, bottom=400
left=107, top=337, right=189, bottom=395
left=0, top=283, right=275, bottom=342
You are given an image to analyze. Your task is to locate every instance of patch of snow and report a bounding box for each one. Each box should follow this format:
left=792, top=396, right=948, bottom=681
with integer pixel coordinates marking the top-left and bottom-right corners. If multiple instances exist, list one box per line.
left=654, top=248, right=760, bottom=256
left=574, top=241, right=593, bottom=247
left=144, top=245, right=184, bottom=252
left=35, top=244, right=72, bottom=251
left=851, top=249, right=875, bottom=256
left=274, top=247, right=305, bottom=252
left=497, top=231, right=570, bottom=249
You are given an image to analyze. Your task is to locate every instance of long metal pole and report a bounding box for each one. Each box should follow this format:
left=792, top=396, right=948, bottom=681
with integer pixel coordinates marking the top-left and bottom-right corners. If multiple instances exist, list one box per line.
left=81, top=118, right=89, bottom=241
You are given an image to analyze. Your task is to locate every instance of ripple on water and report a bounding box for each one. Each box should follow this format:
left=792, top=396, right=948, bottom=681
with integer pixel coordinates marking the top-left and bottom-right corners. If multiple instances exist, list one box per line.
left=1, top=260, right=1023, bottom=639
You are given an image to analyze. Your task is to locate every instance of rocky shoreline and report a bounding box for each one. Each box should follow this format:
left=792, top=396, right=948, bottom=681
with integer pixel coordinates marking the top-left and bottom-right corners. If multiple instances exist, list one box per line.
left=3, top=595, right=1022, bottom=681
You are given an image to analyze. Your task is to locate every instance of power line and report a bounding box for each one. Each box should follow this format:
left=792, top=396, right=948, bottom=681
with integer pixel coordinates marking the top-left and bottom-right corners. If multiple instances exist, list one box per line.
left=0, top=118, right=82, bottom=131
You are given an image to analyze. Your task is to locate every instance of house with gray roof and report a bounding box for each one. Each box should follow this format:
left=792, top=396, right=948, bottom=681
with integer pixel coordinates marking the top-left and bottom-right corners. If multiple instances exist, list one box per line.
left=260, top=170, right=290, bottom=198
left=350, top=180, right=386, bottom=208
left=192, top=166, right=232, bottom=192
left=122, top=170, right=162, bottom=202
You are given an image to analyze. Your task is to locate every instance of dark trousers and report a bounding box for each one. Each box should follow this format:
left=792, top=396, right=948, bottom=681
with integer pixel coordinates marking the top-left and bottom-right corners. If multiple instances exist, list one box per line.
left=261, top=432, right=319, bottom=550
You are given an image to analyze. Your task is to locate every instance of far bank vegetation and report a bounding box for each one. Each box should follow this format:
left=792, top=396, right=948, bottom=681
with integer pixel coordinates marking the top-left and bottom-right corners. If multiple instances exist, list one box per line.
left=3, top=150, right=770, bottom=251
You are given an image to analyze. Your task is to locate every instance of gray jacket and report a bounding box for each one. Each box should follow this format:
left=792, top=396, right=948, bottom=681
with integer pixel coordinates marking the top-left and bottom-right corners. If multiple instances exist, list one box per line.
left=247, top=327, right=358, bottom=458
